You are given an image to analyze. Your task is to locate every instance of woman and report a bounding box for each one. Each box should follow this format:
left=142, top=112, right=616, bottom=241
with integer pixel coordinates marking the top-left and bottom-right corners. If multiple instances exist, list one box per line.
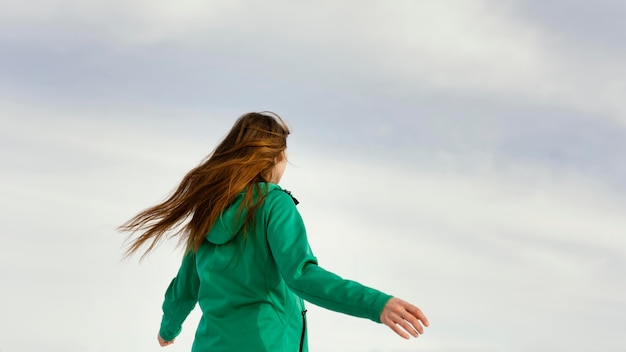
left=120, top=112, right=429, bottom=351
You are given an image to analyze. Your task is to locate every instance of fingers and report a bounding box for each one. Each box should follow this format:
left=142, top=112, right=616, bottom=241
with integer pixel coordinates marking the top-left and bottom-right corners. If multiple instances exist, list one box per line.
left=403, top=305, right=428, bottom=334
left=405, top=303, right=430, bottom=327
left=384, top=317, right=411, bottom=339
left=159, top=339, right=174, bottom=347
left=403, top=312, right=424, bottom=335
left=398, top=315, right=420, bottom=338
left=382, top=313, right=418, bottom=339
left=380, top=297, right=429, bottom=339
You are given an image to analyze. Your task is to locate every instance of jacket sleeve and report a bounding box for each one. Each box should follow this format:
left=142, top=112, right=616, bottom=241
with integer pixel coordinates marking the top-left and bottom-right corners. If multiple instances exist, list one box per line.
left=159, top=251, right=200, bottom=341
left=265, top=191, right=392, bottom=323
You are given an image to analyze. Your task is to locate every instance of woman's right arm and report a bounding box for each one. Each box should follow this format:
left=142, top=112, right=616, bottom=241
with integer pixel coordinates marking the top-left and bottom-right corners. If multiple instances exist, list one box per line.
left=158, top=251, right=200, bottom=343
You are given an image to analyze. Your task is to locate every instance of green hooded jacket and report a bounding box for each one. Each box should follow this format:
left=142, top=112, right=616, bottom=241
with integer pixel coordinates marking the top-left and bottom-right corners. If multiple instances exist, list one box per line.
left=158, top=183, right=392, bottom=351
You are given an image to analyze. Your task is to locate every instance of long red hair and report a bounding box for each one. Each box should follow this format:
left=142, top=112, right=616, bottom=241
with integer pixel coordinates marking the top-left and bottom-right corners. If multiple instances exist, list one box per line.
left=119, top=112, right=290, bottom=258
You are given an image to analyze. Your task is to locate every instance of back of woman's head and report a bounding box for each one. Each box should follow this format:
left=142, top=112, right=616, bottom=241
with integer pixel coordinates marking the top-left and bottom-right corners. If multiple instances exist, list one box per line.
left=120, top=111, right=290, bottom=258
left=211, top=112, right=289, bottom=184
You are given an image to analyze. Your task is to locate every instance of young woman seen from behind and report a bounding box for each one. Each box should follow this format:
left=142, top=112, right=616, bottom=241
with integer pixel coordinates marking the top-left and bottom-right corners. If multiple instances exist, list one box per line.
left=120, top=112, right=429, bottom=351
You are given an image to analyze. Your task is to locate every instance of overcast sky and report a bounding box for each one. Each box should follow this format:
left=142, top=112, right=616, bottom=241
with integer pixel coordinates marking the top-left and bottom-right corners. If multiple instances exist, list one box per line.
left=1, top=1, right=625, bottom=351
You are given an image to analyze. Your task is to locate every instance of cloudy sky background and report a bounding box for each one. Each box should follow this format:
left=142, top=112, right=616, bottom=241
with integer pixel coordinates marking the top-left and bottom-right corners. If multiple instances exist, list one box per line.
left=1, top=0, right=625, bottom=351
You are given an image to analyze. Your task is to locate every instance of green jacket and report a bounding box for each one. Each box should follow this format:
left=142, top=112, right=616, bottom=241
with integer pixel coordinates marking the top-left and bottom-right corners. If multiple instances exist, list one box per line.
left=159, top=183, right=392, bottom=351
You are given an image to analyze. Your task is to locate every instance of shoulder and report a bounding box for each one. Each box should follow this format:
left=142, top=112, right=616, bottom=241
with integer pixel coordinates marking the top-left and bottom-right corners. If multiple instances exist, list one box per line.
left=266, top=185, right=298, bottom=204
left=263, top=186, right=306, bottom=229
left=263, top=184, right=299, bottom=212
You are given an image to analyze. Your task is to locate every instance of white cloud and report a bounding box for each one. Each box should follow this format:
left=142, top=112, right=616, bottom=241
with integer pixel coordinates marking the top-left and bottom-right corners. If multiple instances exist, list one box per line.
left=3, top=0, right=624, bottom=124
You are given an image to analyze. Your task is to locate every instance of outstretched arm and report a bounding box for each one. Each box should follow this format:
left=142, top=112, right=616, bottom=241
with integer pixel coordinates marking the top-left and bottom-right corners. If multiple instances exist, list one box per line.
left=266, top=191, right=429, bottom=338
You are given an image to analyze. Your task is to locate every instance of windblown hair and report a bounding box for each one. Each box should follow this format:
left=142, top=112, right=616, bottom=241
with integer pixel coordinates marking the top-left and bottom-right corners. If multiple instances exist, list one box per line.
left=119, top=112, right=290, bottom=258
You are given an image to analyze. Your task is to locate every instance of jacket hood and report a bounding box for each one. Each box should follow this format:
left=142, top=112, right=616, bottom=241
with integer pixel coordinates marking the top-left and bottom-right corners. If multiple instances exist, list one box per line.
left=206, top=183, right=282, bottom=245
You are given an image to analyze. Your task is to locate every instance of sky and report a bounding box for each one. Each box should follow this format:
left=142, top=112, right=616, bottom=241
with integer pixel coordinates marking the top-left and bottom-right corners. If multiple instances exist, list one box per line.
left=1, top=0, right=625, bottom=351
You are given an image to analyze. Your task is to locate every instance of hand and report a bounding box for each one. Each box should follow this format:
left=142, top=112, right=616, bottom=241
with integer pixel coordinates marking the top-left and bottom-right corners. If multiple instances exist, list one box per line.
left=380, top=297, right=429, bottom=339
left=158, top=333, right=175, bottom=347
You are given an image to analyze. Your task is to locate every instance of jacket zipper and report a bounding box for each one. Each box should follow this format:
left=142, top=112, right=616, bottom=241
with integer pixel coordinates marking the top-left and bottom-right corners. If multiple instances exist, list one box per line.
left=299, top=310, right=308, bottom=352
